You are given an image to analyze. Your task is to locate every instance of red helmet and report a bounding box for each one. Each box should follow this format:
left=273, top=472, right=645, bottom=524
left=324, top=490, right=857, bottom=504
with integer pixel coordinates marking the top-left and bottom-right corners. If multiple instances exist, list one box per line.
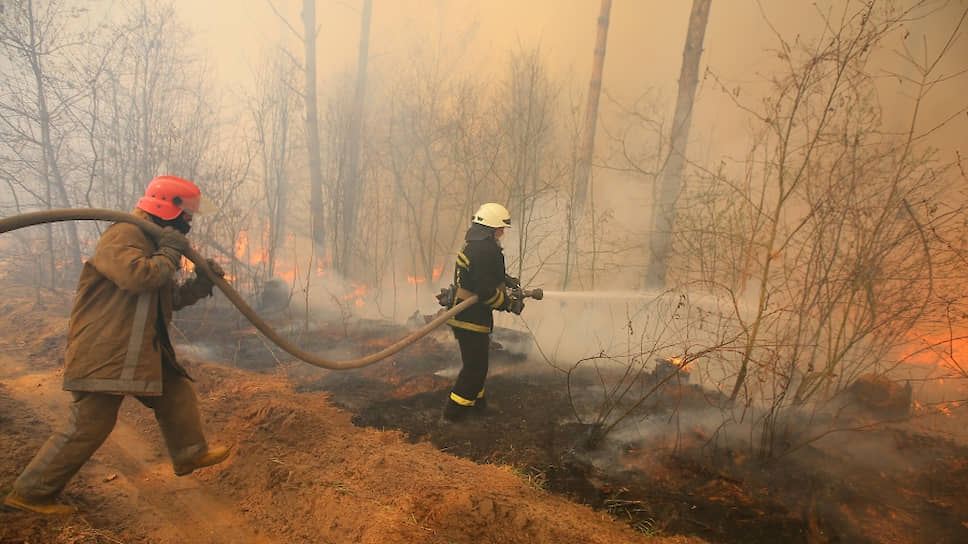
left=136, top=175, right=203, bottom=220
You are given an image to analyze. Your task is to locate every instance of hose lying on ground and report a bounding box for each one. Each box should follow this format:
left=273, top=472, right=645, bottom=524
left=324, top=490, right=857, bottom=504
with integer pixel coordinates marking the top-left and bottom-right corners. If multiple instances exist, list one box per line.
left=0, top=209, right=476, bottom=370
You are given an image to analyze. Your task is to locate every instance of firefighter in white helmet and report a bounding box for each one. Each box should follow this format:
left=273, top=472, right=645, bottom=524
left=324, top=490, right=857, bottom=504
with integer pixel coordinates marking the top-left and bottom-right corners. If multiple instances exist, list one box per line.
left=443, top=203, right=524, bottom=422
left=3, top=176, right=230, bottom=515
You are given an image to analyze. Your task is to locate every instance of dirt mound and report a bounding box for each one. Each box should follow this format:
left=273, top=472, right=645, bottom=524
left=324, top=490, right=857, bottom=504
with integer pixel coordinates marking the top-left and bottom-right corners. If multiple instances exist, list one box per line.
left=190, top=362, right=690, bottom=544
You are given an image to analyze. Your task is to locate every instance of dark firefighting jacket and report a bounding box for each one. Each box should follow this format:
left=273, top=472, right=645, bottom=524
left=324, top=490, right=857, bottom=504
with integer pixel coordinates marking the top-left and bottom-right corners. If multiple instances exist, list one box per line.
left=446, top=223, right=508, bottom=333
left=62, top=209, right=214, bottom=395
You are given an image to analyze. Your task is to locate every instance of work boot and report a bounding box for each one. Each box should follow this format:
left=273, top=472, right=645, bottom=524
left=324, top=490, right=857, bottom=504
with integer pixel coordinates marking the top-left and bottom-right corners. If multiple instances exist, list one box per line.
left=442, top=399, right=472, bottom=423
left=174, top=445, right=231, bottom=476
left=2, top=491, right=77, bottom=515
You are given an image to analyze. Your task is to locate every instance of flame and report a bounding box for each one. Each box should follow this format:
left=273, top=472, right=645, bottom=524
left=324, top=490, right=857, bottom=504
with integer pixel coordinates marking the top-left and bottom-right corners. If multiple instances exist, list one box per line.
left=407, top=266, right=443, bottom=285
left=234, top=228, right=272, bottom=266
left=900, top=329, right=968, bottom=375
left=276, top=268, right=297, bottom=283
left=235, top=230, right=248, bottom=260
left=344, top=283, right=367, bottom=307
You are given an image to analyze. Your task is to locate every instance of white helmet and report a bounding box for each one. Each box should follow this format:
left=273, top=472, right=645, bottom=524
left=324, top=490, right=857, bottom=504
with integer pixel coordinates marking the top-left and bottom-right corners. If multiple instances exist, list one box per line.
left=471, top=203, right=511, bottom=229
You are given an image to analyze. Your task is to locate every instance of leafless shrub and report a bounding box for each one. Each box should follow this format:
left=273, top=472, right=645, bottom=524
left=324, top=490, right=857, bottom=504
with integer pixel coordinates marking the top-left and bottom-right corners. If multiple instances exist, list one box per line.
left=676, top=1, right=968, bottom=458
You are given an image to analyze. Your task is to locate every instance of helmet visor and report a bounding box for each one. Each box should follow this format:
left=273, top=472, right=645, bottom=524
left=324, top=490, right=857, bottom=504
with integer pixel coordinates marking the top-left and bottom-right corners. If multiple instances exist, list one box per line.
left=177, top=194, right=218, bottom=216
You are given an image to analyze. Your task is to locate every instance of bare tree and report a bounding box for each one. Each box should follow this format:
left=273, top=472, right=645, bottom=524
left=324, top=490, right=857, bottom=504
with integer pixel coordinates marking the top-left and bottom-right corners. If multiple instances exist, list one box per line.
left=673, top=1, right=968, bottom=459
left=299, top=0, right=326, bottom=252
left=248, top=52, right=297, bottom=281
left=497, top=47, right=563, bottom=284
left=0, top=0, right=242, bottom=293
left=563, top=0, right=612, bottom=289
left=336, top=0, right=371, bottom=279
left=379, top=71, right=493, bottom=286
left=645, top=0, right=712, bottom=289
left=83, top=1, right=221, bottom=208
left=0, top=0, right=87, bottom=285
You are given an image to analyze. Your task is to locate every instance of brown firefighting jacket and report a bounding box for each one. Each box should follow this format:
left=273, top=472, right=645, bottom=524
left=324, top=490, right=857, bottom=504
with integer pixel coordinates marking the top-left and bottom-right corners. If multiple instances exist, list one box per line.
left=62, top=209, right=213, bottom=395
left=447, top=224, right=508, bottom=333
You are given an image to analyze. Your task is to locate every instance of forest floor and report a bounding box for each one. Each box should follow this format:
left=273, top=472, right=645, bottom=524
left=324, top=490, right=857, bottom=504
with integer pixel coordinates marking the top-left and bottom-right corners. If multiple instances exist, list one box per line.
left=1, top=284, right=967, bottom=544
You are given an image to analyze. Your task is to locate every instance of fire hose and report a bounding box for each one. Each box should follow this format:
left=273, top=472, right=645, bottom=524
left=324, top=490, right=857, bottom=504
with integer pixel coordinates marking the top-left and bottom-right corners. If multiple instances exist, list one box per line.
left=0, top=208, right=484, bottom=370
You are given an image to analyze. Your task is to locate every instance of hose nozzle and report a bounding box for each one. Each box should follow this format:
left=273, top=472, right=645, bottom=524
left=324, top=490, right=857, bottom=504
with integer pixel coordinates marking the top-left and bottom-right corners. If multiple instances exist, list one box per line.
left=511, top=287, right=543, bottom=301
left=522, top=287, right=543, bottom=300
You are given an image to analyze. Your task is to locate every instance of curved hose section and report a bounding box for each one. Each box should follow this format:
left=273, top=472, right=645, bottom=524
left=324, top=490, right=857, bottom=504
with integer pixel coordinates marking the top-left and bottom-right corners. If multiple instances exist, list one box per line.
left=0, top=208, right=476, bottom=370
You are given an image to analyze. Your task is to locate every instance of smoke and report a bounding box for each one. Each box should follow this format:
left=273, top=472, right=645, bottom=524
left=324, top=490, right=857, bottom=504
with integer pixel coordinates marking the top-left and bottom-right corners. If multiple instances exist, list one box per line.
left=175, top=341, right=220, bottom=363
left=496, top=288, right=747, bottom=376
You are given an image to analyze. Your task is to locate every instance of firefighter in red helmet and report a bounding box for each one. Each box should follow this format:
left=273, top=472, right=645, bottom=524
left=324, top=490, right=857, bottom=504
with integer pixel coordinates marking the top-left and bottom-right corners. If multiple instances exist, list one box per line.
left=3, top=176, right=230, bottom=515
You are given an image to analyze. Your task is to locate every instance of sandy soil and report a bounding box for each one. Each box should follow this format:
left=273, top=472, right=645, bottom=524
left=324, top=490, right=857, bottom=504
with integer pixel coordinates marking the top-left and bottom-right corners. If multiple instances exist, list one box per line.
left=0, top=286, right=703, bottom=544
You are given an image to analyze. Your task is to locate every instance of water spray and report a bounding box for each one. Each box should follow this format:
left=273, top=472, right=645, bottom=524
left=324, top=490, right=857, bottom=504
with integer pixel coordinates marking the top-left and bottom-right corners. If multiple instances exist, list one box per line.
left=540, top=290, right=658, bottom=301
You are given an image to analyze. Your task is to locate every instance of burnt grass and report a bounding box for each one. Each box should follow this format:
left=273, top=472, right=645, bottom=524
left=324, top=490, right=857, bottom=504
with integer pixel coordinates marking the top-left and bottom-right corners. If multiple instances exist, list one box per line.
left=175, top=306, right=968, bottom=544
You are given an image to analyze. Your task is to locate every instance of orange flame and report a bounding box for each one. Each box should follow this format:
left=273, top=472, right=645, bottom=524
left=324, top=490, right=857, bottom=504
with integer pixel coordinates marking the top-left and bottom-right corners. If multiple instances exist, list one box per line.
left=407, top=266, right=443, bottom=285
left=235, top=230, right=248, bottom=260
left=900, top=329, right=968, bottom=374
left=344, top=283, right=367, bottom=307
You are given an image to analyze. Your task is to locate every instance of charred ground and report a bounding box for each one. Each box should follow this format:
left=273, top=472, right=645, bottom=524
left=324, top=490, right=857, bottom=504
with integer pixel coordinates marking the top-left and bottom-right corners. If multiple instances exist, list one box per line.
left=175, top=297, right=968, bottom=544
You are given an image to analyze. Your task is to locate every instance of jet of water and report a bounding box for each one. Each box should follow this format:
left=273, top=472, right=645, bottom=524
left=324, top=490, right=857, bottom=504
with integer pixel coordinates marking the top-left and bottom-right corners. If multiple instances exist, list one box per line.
left=540, top=290, right=661, bottom=300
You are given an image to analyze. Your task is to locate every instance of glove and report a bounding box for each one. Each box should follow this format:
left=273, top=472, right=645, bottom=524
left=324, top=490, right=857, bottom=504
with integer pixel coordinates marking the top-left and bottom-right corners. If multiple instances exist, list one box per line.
left=194, top=258, right=224, bottom=297
left=156, top=227, right=189, bottom=268
left=436, top=285, right=456, bottom=307
left=505, top=274, right=521, bottom=290
left=507, top=297, right=525, bottom=315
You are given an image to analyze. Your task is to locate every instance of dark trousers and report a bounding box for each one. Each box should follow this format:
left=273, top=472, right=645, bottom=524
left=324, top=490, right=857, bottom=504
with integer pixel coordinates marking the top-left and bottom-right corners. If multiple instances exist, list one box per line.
left=13, top=367, right=207, bottom=500
left=450, top=327, right=490, bottom=405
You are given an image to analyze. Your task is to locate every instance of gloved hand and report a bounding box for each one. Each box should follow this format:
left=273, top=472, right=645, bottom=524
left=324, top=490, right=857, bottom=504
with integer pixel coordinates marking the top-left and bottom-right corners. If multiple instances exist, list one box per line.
left=436, top=285, right=456, bottom=307
left=194, top=258, right=224, bottom=297
left=507, top=297, right=525, bottom=315
left=156, top=227, right=189, bottom=269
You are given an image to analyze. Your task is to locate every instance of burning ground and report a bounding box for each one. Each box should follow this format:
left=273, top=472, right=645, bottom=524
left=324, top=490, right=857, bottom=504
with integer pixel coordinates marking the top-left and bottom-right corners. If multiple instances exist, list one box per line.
left=2, top=285, right=968, bottom=544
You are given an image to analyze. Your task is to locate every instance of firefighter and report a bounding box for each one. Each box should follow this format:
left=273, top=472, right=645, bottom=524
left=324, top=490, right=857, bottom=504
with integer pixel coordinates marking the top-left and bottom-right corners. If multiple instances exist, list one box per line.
left=3, top=176, right=230, bottom=515
left=443, top=203, right=524, bottom=423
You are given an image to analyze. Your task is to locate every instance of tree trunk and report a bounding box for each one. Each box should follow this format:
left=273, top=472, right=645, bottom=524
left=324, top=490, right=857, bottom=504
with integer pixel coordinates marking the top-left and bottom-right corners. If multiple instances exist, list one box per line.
left=302, top=0, right=325, bottom=249
left=562, top=0, right=611, bottom=289
left=338, top=0, right=371, bottom=278
left=26, top=0, right=82, bottom=283
left=269, top=91, right=290, bottom=280
left=645, top=0, right=712, bottom=289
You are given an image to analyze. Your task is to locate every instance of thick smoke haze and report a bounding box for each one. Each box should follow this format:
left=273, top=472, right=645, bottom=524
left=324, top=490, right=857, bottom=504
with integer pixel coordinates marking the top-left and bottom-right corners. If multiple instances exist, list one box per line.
left=176, top=0, right=967, bottom=156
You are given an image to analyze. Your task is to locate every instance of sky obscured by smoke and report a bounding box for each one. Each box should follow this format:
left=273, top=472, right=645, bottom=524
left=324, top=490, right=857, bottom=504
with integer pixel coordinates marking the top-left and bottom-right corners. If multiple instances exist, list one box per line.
left=175, top=0, right=967, bottom=159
